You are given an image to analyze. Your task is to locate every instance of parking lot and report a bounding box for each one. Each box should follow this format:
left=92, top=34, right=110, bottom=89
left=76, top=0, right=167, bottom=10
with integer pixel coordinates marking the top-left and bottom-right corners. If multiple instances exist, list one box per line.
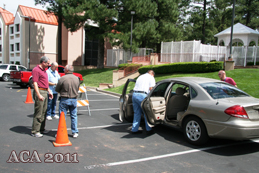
left=1, top=81, right=259, bottom=173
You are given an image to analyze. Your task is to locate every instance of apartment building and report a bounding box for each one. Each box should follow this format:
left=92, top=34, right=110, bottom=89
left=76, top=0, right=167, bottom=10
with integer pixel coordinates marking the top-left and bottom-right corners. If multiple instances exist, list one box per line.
left=0, top=7, right=14, bottom=64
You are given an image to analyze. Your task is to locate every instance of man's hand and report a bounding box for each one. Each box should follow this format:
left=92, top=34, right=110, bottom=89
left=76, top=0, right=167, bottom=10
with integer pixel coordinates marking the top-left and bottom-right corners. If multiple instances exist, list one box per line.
left=48, top=92, right=53, bottom=99
left=38, top=94, right=45, bottom=101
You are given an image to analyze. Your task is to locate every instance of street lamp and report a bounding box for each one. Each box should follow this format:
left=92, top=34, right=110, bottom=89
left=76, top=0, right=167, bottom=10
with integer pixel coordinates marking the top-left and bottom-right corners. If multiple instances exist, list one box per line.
left=229, top=0, right=236, bottom=60
left=130, top=11, right=135, bottom=60
left=20, top=15, right=31, bottom=68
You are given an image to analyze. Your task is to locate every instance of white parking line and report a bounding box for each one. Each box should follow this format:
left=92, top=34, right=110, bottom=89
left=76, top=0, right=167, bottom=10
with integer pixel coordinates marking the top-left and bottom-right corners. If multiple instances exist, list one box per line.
left=84, top=139, right=259, bottom=170
left=51, top=123, right=131, bottom=131
left=78, top=108, right=119, bottom=111
left=88, top=99, right=118, bottom=101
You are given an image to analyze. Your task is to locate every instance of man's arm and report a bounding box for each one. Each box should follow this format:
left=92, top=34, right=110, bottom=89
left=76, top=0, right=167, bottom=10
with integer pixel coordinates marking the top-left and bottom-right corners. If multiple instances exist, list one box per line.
left=55, top=79, right=62, bottom=93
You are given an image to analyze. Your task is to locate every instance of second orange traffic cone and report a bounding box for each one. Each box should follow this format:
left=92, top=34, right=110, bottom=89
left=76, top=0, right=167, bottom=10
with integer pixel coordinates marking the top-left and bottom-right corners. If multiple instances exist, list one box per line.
left=25, top=87, right=34, bottom=104
left=53, top=112, right=72, bottom=147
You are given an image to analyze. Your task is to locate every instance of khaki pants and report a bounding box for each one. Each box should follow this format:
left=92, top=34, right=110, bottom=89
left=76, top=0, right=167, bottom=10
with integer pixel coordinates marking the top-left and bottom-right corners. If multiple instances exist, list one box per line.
left=31, top=89, right=48, bottom=134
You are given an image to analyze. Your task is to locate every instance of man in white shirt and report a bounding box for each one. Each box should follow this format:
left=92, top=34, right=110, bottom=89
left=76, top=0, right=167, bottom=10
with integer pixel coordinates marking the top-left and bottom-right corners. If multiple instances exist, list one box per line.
left=131, top=70, right=155, bottom=134
left=46, top=62, right=60, bottom=120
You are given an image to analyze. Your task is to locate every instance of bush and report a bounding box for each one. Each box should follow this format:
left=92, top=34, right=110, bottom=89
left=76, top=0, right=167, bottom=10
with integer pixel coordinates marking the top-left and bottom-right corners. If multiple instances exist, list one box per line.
left=247, top=62, right=259, bottom=66
left=138, top=61, right=223, bottom=74
left=118, top=63, right=142, bottom=69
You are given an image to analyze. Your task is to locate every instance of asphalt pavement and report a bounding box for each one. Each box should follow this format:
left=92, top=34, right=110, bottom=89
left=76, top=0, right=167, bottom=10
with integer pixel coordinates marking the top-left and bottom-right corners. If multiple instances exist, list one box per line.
left=1, top=81, right=259, bottom=173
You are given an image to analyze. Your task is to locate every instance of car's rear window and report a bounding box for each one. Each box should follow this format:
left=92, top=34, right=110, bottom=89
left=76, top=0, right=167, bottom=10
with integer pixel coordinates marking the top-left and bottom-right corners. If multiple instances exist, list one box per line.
left=0, top=65, right=8, bottom=70
left=200, top=82, right=249, bottom=99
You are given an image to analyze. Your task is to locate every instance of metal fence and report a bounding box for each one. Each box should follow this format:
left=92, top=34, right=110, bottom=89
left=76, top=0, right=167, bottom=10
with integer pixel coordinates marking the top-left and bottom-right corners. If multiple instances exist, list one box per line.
left=106, top=48, right=153, bottom=67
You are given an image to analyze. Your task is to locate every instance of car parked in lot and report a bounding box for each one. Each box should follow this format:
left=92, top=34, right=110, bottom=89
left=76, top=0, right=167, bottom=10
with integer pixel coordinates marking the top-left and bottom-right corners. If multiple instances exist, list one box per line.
left=0, top=64, right=27, bottom=82
left=10, top=65, right=83, bottom=88
left=119, top=77, right=259, bottom=145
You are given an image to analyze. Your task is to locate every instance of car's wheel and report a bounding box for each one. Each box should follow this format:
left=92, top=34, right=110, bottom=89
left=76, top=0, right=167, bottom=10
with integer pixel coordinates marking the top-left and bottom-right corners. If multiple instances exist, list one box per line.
left=183, top=116, right=209, bottom=145
left=29, top=78, right=34, bottom=89
left=2, top=74, right=10, bottom=82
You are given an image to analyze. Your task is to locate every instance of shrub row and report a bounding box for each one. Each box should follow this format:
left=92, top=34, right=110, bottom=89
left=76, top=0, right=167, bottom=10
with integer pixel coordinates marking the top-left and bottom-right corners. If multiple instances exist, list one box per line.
left=138, top=61, right=224, bottom=74
left=247, top=62, right=259, bottom=66
left=118, top=63, right=142, bottom=69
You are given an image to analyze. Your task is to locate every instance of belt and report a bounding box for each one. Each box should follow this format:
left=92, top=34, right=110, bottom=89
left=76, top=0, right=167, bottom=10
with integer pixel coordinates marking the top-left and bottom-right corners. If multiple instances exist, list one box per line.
left=61, top=97, right=77, bottom=99
left=38, top=88, right=48, bottom=91
left=133, top=90, right=147, bottom=94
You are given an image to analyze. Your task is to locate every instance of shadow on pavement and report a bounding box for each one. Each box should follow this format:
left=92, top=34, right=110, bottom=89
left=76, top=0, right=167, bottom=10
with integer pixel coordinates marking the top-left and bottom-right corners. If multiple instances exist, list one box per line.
left=10, top=126, right=31, bottom=135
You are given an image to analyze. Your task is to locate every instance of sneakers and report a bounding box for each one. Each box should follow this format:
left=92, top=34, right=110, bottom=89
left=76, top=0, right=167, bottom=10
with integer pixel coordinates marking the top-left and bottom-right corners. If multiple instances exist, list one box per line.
left=73, top=133, right=79, bottom=138
left=31, top=132, right=43, bottom=138
left=53, top=115, right=59, bottom=119
left=46, top=116, right=52, bottom=120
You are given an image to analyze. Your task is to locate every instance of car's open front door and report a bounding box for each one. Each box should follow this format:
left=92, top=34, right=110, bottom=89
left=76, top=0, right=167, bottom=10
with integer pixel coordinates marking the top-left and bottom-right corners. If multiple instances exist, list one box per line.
left=119, top=79, right=136, bottom=122
left=141, top=96, right=166, bottom=125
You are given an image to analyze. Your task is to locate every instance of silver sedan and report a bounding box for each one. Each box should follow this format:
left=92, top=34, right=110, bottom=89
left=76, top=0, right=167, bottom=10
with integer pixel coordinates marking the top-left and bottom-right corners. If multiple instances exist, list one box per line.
left=119, top=77, right=259, bottom=145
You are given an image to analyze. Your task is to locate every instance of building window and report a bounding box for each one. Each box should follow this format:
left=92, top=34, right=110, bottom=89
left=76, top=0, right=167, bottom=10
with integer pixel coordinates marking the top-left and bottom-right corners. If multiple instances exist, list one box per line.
left=15, top=24, right=20, bottom=32
left=0, top=45, right=2, bottom=52
left=10, top=44, right=14, bottom=51
left=0, top=28, right=2, bottom=35
left=10, top=27, right=14, bottom=34
left=16, top=43, right=20, bottom=51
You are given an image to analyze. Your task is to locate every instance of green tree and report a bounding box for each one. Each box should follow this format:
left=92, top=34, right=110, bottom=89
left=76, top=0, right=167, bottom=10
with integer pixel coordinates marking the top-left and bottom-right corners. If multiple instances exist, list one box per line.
left=111, top=0, right=181, bottom=53
left=235, top=0, right=259, bottom=29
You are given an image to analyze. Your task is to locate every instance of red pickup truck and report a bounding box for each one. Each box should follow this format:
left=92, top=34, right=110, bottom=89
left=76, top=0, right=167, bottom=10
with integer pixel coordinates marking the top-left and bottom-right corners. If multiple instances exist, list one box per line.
left=10, top=65, right=84, bottom=88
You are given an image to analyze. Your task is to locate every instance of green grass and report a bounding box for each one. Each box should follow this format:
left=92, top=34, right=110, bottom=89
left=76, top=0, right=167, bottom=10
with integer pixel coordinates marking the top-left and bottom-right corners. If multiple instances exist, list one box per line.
left=76, top=68, right=117, bottom=87
left=77, top=68, right=259, bottom=98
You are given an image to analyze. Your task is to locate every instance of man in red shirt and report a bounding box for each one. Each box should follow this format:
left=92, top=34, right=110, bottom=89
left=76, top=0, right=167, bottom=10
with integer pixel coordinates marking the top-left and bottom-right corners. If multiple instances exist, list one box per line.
left=218, top=70, right=237, bottom=87
left=31, top=56, right=53, bottom=137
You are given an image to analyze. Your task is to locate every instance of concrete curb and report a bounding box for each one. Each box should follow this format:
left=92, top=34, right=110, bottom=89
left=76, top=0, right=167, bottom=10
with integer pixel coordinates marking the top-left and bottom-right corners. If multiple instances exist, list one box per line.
left=85, top=86, right=121, bottom=97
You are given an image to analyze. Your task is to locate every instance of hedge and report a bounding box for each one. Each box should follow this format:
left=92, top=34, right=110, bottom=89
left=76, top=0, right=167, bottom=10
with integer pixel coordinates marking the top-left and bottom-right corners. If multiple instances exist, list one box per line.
left=118, top=63, right=142, bottom=69
left=138, top=61, right=224, bottom=74
left=247, top=62, right=259, bottom=66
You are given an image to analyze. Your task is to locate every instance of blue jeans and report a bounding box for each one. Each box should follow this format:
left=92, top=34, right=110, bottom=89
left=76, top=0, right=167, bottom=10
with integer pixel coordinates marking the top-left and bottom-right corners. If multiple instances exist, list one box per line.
left=59, top=98, right=78, bottom=134
left=46, top=93, right=58, bottom=117
left=132, top=92, right=152, bottom=132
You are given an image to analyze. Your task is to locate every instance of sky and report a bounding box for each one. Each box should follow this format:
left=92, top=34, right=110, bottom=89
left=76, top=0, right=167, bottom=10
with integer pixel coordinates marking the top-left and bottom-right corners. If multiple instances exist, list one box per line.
left=2, top=0, right=47, bottom=15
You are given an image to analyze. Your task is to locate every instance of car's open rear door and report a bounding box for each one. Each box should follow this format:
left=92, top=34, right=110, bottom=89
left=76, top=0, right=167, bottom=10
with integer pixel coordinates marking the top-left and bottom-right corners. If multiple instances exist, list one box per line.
left=141, top=96, right=166, bottom=125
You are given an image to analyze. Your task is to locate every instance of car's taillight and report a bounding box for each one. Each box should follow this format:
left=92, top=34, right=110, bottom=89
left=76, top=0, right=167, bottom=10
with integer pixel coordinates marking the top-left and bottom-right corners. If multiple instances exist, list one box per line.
left=20, top=73, right=23, bottom=77
left=224, top=105, right=249, bottom=119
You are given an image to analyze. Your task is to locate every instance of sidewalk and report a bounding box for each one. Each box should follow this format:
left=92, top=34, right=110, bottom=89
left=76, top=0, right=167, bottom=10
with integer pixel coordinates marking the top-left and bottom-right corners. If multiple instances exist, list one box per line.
left=86, top=86, right=121, bottom=97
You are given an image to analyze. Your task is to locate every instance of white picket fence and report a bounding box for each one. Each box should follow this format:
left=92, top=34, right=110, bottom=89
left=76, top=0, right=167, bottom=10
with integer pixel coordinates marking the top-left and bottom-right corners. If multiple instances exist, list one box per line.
left=161, top=40, right=259, bottom=66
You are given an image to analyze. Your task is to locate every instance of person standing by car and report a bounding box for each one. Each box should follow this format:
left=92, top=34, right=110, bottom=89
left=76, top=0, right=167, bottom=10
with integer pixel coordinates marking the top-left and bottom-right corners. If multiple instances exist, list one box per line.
left=55, top=65, right=80, bottom=138
left=46, top=62, right=60, bottom=120
left=218, top=70, right=237, bottom=87
left=131, top=70, right=156, bottom=134
left=31, top=56, right=53, bottom=138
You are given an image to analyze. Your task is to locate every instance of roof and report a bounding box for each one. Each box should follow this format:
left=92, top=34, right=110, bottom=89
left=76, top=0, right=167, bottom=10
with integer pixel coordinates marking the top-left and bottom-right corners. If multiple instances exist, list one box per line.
left=19, top=5, right=58, bottom=25
left=215, top=23, right=259, bottom=37
left=0, top=7, right=14, bottom=25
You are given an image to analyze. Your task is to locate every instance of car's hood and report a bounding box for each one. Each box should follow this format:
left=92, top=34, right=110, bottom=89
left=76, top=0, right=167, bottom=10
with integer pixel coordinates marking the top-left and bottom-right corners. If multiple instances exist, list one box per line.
left=218, top=96, right=259, bottom=107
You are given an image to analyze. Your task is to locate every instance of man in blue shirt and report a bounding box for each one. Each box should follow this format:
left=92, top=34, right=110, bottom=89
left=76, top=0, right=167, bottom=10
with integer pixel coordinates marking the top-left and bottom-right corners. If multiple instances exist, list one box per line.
left=46, top=62, right=60, bottom=120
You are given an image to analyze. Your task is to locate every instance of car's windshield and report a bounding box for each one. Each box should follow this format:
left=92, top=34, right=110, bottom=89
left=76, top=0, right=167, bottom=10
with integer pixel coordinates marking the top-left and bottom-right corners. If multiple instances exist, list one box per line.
left=0, top=65, right=8, bottom=70
left=200, top=82, right=249, bottom=99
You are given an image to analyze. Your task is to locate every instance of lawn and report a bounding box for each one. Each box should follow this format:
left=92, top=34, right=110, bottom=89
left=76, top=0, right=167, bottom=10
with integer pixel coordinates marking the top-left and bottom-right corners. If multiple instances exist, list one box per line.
left=77, top=68, right=259, bottom=98
left=76, top=68, right=116, bottom=87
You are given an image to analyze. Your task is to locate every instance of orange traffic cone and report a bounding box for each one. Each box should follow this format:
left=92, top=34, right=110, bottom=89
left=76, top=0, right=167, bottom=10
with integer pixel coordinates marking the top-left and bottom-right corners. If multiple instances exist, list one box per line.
left=53, top=112, right=72, bottom=147
left=25, top=87, right=34, bottom=104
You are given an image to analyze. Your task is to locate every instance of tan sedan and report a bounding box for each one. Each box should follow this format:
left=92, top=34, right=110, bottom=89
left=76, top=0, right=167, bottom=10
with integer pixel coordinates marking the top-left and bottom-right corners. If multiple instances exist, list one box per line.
left=119, top=77, right=259, bottom=145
